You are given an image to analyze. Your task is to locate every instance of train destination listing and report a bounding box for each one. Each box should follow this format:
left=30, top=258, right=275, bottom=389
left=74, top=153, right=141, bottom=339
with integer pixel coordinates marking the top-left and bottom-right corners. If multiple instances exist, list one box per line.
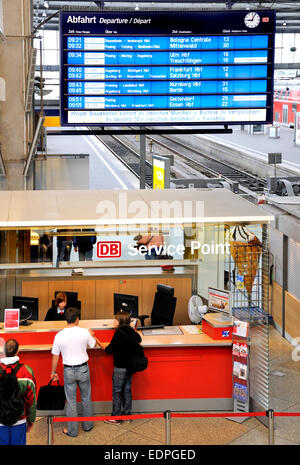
left=60, top=10, right=276, bottom=126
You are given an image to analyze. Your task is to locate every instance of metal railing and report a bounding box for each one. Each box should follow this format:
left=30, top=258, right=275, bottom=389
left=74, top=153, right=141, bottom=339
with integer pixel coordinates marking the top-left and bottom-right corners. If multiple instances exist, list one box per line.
left=44, top=409, right=285, bottom=446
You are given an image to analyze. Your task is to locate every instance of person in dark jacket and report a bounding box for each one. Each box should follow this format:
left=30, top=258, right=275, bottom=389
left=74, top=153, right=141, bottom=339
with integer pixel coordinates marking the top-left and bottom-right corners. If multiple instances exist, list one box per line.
left=44, top=292, right=68, bottom=321
left=73, top=229, right=96, bottom=261
left=38, top=233, right=53, bottom=262
left=99, top=311, right=142, bottom=424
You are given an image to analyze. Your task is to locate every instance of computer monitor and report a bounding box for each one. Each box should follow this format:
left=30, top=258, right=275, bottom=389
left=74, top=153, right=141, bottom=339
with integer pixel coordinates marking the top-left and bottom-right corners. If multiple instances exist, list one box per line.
left=12, top=296, right=39, bottom=326
left=208, top=287, right=232, bottom=322
left=113, top=293, right=138, bottom=319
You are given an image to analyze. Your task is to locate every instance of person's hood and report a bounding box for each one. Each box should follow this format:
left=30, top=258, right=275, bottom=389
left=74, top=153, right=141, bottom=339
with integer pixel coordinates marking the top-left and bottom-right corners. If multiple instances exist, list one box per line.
left=0, top=356, right=20, bottom=365
left=117, top=326, right=138, bottom=343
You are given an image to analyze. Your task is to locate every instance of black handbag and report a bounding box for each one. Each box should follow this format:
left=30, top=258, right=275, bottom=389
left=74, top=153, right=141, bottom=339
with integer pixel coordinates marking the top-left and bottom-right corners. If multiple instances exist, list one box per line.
left=37, top=379, right=66, bottom=411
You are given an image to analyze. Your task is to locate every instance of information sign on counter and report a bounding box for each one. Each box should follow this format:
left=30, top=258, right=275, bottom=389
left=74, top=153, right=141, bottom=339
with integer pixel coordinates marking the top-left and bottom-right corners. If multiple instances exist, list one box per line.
left=4, top=309, right=20, bottom=331
left=60, top=10, right=275, bottom=126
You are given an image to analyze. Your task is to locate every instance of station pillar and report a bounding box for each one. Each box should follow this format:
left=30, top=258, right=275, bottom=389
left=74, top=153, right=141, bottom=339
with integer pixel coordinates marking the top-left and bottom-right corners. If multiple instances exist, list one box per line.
left=0, top=0, right=33, bottom=190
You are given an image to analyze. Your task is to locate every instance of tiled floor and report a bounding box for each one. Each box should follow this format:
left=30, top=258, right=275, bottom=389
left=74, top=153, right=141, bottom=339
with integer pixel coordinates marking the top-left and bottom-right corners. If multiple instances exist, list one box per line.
left=27, top=325, right=300, bottom=446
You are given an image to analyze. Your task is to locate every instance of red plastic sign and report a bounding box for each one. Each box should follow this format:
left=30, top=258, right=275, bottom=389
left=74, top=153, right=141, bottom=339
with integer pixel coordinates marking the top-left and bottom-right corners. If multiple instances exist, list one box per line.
left=97, top=241, right=121, bottom=258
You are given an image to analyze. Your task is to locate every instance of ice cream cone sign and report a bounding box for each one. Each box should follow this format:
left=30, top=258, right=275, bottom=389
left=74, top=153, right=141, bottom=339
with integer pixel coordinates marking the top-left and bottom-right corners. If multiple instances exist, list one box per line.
left=229, top=226, right=262, bottom=301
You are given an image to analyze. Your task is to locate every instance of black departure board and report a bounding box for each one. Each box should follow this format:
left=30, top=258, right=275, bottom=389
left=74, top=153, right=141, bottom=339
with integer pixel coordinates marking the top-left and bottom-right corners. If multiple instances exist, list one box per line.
left=60, top=10, right=276, bottom=126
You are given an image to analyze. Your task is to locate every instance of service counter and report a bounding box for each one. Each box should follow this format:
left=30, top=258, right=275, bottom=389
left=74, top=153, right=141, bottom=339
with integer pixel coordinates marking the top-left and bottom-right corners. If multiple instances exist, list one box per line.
left=13, top=266, right=194, bottom=325
left=0, top=315, right=233, bottom=413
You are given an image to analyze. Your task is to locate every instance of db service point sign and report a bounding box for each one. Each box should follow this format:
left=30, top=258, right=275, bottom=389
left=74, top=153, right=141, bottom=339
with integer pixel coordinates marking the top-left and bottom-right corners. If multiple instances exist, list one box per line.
left=97, top=241, right=121, bottom=258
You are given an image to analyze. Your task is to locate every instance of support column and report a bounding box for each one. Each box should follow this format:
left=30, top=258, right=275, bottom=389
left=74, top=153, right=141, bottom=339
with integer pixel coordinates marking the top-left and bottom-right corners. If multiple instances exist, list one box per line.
left=0, top=0, right=33, bottom=190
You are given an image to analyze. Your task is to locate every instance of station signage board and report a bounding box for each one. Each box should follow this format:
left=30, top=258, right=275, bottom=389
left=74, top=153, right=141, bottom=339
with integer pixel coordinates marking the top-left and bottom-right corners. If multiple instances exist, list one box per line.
left=60, top=10, right=276, bottom=126
left=152, top=154, right=171, bottom=189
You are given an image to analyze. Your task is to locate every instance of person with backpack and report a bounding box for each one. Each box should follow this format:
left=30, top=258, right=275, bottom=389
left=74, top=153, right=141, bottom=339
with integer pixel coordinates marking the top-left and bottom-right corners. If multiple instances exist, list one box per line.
left=98, top=311, right=146, bottom=425
left=0, top=339, right=37, bottom=445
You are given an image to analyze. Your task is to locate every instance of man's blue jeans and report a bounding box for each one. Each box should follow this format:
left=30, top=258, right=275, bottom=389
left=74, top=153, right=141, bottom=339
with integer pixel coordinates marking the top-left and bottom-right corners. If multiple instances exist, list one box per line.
left=63, top=364, right=94, bottom=437
left=79, top=249, right=93, bottom=261
left=56, top=240, right=72, bottom=267
left=145, top=248, right=159, bottom=260
left=111, top=367, right=133, bottom=417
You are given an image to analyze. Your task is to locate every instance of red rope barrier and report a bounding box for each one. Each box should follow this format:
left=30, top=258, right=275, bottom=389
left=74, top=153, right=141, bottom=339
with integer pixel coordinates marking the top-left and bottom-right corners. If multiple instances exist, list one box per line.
left=53, top=413, right=164, bottom=423
left=172, top=412, right=266, bottom=418
left=52, top=411, right=300, bottom=424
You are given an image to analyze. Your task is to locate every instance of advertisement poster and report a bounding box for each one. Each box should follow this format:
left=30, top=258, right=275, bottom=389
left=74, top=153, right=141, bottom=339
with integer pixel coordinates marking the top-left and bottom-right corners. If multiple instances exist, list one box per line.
left=233, top=319, right=249, bottom=338
left=233, top=361, right=248, bottom=380
left=233, top=383, right=248, bottom=402
left=239, top=343, right=248, bottom=358
left=233, top=342, right=240, bottom=357
left=208, top=288, right=230, bottom=312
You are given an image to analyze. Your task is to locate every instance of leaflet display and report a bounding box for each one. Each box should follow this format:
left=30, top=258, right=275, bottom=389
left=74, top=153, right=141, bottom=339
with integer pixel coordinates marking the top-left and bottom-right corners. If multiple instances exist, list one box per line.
left=60, top=10, right=276, bottom=126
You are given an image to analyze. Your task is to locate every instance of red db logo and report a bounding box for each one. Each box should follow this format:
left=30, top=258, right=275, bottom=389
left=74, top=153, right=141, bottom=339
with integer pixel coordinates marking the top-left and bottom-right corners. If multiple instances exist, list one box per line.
left=97, top=241, right=121, bottom=258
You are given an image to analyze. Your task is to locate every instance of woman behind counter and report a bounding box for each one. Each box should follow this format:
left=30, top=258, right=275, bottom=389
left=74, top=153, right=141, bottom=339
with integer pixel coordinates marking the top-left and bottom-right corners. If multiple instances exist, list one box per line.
left=45, top=292, right=68, bottom=321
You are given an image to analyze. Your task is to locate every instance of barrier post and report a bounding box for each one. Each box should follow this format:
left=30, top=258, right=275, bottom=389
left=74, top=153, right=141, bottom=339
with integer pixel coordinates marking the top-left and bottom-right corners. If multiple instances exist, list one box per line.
left=164, top=411, right=171, bottom=445
left=47, top=416, right=53, bottom=445
left=267, top=409, right=274, bottom=445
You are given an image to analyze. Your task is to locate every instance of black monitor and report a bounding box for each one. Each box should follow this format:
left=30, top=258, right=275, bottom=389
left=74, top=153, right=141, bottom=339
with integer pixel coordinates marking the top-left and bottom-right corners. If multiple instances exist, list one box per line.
left=12, top=296, right=39, bottom=326
left=113, top=293, right=138, bottom=318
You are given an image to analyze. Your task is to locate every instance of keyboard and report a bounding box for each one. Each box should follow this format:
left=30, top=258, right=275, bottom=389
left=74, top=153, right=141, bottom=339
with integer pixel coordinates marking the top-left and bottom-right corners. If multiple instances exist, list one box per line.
left=136, top=324, right=165, bottom=331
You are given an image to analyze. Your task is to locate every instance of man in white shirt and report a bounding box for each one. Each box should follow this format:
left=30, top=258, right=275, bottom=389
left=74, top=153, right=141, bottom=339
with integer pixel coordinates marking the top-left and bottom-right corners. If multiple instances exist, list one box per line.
left=51, top=307, right=99, bottom=437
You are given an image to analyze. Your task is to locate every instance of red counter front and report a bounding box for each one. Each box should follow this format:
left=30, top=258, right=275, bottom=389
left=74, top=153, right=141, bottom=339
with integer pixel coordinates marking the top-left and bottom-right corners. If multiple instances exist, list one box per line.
left=0, top=319, right=233, bottom=412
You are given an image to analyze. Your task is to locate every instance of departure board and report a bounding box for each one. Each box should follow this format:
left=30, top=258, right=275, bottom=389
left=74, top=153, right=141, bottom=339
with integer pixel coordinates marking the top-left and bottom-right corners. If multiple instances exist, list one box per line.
left=60, top=10, right=276, bottom=126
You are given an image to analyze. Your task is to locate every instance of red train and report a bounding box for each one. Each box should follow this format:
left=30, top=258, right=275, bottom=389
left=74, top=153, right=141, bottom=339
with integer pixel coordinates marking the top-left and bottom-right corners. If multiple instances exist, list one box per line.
left=273, top=80, right=300, bottom=127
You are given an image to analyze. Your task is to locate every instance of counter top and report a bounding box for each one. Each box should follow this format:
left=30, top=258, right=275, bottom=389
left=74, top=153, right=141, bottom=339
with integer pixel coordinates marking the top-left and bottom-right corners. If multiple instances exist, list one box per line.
left=0, top=266, right=194, bottom=279
left=0, top=319, right=232, bottom=349
left=139, top=325, right=232, bottom=347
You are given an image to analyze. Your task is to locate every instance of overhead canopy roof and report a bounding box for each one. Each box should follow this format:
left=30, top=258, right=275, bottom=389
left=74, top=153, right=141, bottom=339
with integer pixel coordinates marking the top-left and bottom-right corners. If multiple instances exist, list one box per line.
left=0, top=188, right=273, bottom=228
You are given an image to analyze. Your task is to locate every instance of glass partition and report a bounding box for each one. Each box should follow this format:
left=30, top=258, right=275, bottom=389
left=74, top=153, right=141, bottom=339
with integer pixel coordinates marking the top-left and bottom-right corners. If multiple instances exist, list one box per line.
left=0, top=221, right=270, bottom=321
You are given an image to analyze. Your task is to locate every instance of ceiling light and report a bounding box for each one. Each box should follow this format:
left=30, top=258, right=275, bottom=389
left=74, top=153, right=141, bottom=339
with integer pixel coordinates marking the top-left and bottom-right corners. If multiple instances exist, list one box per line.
left=43, top=1, right=49, bottom=8
left=135, top=4, right=139, bottom=11
left=42, top=11, right=47, bottom=17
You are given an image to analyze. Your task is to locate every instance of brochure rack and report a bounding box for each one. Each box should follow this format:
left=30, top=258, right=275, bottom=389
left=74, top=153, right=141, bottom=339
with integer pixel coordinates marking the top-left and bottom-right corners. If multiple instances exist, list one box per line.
left=232, top=318, right=250, bottom=420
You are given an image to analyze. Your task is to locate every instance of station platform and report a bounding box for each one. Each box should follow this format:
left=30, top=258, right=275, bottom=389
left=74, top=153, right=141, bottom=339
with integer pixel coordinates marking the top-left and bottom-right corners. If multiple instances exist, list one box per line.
left=46, top=128, right=139, bottom=190
left=197, top=126, right=300, bottom=174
